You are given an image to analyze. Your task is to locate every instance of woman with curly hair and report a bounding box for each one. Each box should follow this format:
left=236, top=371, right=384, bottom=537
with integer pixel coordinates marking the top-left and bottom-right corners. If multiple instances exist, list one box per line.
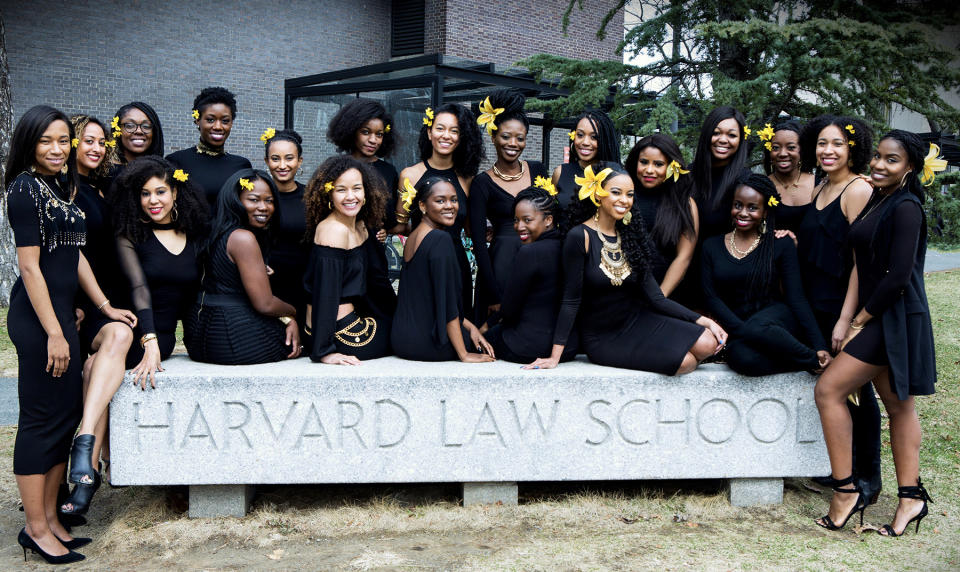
left=326, top=98, right=400, bottom=232
left=525, top=162, right=725, bottom=373
left=814, top=130, right=939, bottom=536
left=763, top=119, right=815, bottom=233
left=112, top=102, right=165, bottom=167
left=481, top=186, right=576, bottom=364
left=166, top=87, right=252, bottom=211
left=183, top=169, right=300, bottom=364
left=397, top=103, right=483, bottom=317
left=700, top=173, right=830, bottom=376
left=624, top=133, right=698, bottom=296
left=551, top=109, right=620, bottom=209
left=391, top=175, right=495, bottom=363
left=469, top=89, right=548, bottom=323
left=303, top=156, right=396, bottom=364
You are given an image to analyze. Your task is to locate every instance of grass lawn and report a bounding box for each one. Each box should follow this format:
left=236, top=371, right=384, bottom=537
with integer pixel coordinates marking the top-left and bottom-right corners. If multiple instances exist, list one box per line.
left=0, top=272, right=958, bottom=570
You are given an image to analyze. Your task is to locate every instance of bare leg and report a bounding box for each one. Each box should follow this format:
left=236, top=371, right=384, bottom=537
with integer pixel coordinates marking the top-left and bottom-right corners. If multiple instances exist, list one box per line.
left=17, top=469, right=68, bottom=557
left=77, top=323, right=132, bottom=467
left=873, top=370, right=925, bottom=535
left=43, top=464, right=73, bottom=541
left=675, top=329, right=718, bottom=375
left=813, top=352, right=885, bottom=526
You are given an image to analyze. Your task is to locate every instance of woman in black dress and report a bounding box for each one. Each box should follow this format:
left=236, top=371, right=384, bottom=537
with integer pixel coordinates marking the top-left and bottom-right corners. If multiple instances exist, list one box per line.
left=112, top=101, right=164, bottom=167
left=326, top=98, right=400, bottom=234
left=166, top=87, right=252, bottom=212
left=700, top=174, right=830, bottom=376
left=469, top=90, right=548, bottom=324
left=624, top=134, right=697, bottom=296
left=262, top=129, right=309, bottom=339
left=303, top=156, right=396, bottom=364
left=481, top=186, right=576, bottom=364
left=391, top=175, right=495, bottom=363
left=762, top=120, right=815, bottom=233
left=525, top=163, right=725, bottom=373
left=6, top=106, right=134, bottom=563
left=397, top=104, right=483, bottom=317
left=814, top=130, right=940, bottom=536
left=550, top=110, right=620, bottom=209
left=184, top=170, right=301, bottom=364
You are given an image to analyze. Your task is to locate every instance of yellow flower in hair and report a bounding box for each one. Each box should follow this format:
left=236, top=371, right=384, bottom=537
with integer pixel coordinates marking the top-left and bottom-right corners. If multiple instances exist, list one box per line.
left=848, top=140, right=855, bottom=147
left=664, top=160, right=689, bottom=183
left=173, top=169, right=189, bottom=182
left=399, top=178, right=417, bottom=212
left=757, top=123, right=775, bottom=141
left=260, top=127, right=276, bottom=143
left=921, top=143, right=948, bottom=187
left=239, top=178, right=255, bottom=192
left=767, top=196, right=779, bottom=207
left=569, top=130, right=576, bottom=141
left=764, top=141, right=773, bottom=151
left=534, top=175, right=557, bottom=196
left=105, top=139, right=116, bottom=148
left=385, top=124, right=391, bottom=133
left=743, top=125, right=751, bottom=137
left=423, top=107, right=434, bottom=127
left=477, top=96, right=505, bottom=137
left=111, top=116, right=120, bottom=130
left=192, top=109, right=200, bottom=120
left=845, top=124, right=855, bottom=135
left=324, top=181, right=334, bottom=193
left=71, top=138, right=79, bottom=148
left=574, top=165, right=613, bottom=206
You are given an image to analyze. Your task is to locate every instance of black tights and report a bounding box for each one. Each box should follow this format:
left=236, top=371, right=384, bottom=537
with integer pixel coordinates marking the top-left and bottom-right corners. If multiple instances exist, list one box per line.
left=725, top=303, right=819, bottom=376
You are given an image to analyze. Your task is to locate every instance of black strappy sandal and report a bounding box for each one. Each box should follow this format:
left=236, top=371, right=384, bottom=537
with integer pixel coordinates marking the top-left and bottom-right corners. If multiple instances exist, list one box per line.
left=879, top=478, right=932, bottom=537
left=815, top=475, right=866, bottom=531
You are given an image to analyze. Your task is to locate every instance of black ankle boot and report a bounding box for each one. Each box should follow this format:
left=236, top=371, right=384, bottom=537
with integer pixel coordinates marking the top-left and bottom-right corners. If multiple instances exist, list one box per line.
left=60, top=471, right=102, bottom=517
left=68, top=434, right=96, bottom=486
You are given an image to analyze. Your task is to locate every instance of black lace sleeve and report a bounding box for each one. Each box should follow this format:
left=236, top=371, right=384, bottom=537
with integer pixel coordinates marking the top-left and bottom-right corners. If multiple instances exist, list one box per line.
left=117, top=236, right=155, bottom=335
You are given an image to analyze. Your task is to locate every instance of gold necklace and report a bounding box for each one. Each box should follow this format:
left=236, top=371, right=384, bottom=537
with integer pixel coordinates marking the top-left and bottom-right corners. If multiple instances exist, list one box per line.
left=196, top=140, right=225, bottom=157
left=598, top=230, right=631, bottom=286
left=492, top=161, right=524, bottom=182
left=773, top=169, right=801, bottom=192
left=728, top=231, right=761, bottom=258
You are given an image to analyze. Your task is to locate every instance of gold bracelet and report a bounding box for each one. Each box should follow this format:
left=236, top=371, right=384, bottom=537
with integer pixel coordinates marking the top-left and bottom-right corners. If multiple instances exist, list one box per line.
left=396, top=212, right=410, bottom=224
left=140, top=333, right=158, bottom=347
left=97, top=299, right=110, bottom=311
left=849, top=321, right=865, bottom=331
left=279, top=316, right=293, bottom=325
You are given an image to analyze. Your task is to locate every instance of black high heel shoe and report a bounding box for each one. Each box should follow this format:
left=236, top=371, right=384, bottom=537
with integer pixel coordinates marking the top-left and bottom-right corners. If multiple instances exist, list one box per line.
left=879, top=478, right=932, bottom=537
left=56, top=535, right=92, bottom=549
left=68, top=434, right=97, bottom=485
left=17, top=528, right=85, bottom=564
left=815, top=475, right=866, bottom=531
left=60, top=470, right=102, bottom=516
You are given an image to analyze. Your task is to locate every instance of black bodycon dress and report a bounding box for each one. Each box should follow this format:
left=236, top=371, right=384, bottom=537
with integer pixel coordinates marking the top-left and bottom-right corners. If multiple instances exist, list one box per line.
left=391, top=230, right=476, bottom=361
left=553, top=225, right=704, bottom=374
left=270, top=182, right=309, bottom=332
left=6, top=172, right=85, bottom=474
left=165, top=146, right=252, bottom=214
left=701, top=235, right=827, bottom=375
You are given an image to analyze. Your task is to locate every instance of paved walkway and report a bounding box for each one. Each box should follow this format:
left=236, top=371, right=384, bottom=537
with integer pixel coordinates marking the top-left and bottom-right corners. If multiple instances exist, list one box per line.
left=924, top=248, right=960, bottom=273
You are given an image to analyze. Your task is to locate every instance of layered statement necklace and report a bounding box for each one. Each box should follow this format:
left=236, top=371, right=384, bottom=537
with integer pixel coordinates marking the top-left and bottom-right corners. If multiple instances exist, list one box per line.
left=598, top=230, right=631, bottom=286
left=492, top=160, right=524, bottom=182
left=728, top=230, right=761, bottom=259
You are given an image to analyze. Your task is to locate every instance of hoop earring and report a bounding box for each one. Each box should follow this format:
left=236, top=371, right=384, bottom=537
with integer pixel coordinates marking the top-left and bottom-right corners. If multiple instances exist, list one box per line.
left=760, top=218, right=767, bottom=234
left=328, top=201, right=332, bottom=209
left=623, top=211, right=632, bottom=225
left=898, top=170, right=913, bottom=189
left=171, top=203, right=179, bottom=222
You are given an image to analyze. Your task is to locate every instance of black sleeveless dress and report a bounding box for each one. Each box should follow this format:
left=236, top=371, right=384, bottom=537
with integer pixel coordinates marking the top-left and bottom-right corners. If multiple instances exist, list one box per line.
left=776, top=202, right=811, bottom=234
left=555, top=162, right=585, bottom=210
left=633, top=191, right=672, bottom=284
left=6, top=172, right=85, bottom=474
left=418, top=162, right=473, bottom=316
left=183, top=230, right=289, bottom=364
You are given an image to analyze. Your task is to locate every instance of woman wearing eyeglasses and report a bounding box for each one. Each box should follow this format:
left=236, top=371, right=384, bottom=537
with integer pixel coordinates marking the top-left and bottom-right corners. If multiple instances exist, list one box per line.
left=112, top=102, right=165, bottom=167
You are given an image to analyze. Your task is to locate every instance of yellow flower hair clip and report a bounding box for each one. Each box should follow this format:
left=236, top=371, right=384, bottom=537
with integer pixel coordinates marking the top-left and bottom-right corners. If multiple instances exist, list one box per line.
left=534, top=175, right=557, bottom=196
left=568, top=130, right=576, bottom=141
left=574, top=165, right=613, bottom=206
left=239, top=178, right=255, bottom=192
left=111, top=116, right=120, bottom=130
left=848, top=140, right=856, bottom=147
left=192, top=109, right=200, bottom=120
left=665, top=160, right=689, bottom=183
left=399, top=178, right=417, bottom=212
left=764, top=142, right=773, bottom=151
left=767, top=195, right=780, bottom=207
left=71, top=138, right=79, bottom=148
left=757, top=123, right=775, bottom=142
left=921, top=143, right=948, bottom=187
left=260, top=128, right=276, bottom=143
left=324, top=181, right=334, bottom=193
left=423, top=107, right=434, bottom=127
left=173, top=169, right=189, bottom=182
left=845, top=124, right=855, bottom=135
left=385, top=124, right=391, bottom=133
left=743, top=125, right=751, bottom=137
left=105, top=139, right=116, bottom=148
left=477, top=96, right=504, bottom=137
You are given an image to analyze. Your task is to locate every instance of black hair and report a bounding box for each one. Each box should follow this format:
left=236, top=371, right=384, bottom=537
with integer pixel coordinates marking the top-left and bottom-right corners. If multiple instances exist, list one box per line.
left=878, top=129, right=929, bottom=202
left=761, top=119, right=804, bottom=175
left=327, top=98, right=397, bottom=158
left=480, top=89, right=529, bottom=133
left=115, top=101, right=165, bottom=158
left=203, top=169, right=279, bottom=262
left=70, top=114, right=118, bottom=182
left=4, top=105, right=77, bottom=195
left=417, top=103, right=483, bottom=178
left=111, top=155, right=208, bottom=243
left=799, top=114, right=873, bottom=175
left=571, top=109, right=621, bottom=165
left=193, top=87, right=238, bottom=117
left=624, top=133, right=696, bottom=253
left=265, top=129, right=303, bottom=160
left=691, top=106, right=749, bottom=211
left=410, top=174, right=457, bottom=228
left=303, top=154, right=388, bottom=239
left=514, top=186, right=562, bottom=233
left=731, top=172, right=782, bottom=311
left=562, top=161, right=656, bottom=277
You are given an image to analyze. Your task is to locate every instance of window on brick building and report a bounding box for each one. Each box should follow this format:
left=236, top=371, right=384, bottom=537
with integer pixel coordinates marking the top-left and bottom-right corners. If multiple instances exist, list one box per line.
left=392, top=0, right=425, bottom=57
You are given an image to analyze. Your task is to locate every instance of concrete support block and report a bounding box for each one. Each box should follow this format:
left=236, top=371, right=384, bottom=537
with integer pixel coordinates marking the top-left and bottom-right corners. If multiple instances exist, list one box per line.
left=728, top=478, right=783, bottom=507
left=188, top=484, right=253, bottom=518
left=463, top=482, right=518, bottom=506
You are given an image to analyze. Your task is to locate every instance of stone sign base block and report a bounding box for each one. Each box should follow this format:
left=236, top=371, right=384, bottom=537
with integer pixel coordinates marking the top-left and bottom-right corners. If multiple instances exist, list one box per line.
left=728, top=478, right=783, bottom=506
left=188, top=484, right=253, bottom=518
left=463, top=482, right=518, bottom=506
